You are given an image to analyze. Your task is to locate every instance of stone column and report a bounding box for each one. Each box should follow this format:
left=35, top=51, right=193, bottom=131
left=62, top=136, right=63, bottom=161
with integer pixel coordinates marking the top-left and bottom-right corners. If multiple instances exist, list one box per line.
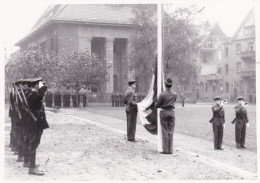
left=106, top=38, right=114, bottom=92
left=78, top=37, right=92, bottom=54
left=126, top=40, right=134, bottom=81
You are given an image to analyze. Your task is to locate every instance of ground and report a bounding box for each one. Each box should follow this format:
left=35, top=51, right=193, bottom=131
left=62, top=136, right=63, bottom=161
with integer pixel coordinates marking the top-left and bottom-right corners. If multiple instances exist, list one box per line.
left=4, top=103, right=257, bottom=181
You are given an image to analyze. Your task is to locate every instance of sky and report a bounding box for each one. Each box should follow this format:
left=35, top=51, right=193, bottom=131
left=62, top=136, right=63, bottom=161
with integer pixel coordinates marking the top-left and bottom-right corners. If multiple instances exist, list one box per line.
left=0, top=0, right=256, bottom=60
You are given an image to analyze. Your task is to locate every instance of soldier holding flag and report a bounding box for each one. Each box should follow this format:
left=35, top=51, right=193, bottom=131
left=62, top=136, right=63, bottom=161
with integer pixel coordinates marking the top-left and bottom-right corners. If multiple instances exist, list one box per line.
left=155, top=78, right=177, bottom=154
left=124, top=80, right=138, bottom=142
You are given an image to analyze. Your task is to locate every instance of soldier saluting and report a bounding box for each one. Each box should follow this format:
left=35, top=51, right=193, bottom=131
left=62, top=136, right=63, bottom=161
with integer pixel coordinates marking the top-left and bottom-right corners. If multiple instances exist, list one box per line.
left=210, top=96, right=225, bottom=150
left=26, top=78, right=49, bottom=175
left=232, top=96, right=249, bottom=149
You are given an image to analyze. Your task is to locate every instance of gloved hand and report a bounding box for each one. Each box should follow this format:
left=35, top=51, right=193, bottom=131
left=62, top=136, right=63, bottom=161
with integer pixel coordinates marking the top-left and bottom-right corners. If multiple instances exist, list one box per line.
left=246, top=123, right=249, bottom=128
left=223, top=124, right=225, bottom=129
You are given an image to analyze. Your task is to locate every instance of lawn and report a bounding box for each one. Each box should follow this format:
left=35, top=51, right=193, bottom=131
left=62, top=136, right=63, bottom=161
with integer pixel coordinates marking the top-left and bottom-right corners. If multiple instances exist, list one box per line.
left=85, top=103, right=257, bottom=152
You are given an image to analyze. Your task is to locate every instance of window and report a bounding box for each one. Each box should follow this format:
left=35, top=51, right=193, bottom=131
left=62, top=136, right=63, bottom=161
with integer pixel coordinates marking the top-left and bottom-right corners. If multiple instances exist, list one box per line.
left=212, top=85, right=216, bottom=93
left=50, top=38, right=54, bottom=52
left=225, top=65, right=229, bottom=74
left=236, top=63, right=241, bottom=73
left=225, top=47, right=229, bottom=57
left=226, top=82, right=229, bottom=93
left=205, top=83, right=208, bottom=92
left=244, top=25, right=255, bottom=35
left=248, top=42, right=254, bottom=51
left=236, top=44, right=241, bottom=54
left=203, top=53, right=208, bottom=63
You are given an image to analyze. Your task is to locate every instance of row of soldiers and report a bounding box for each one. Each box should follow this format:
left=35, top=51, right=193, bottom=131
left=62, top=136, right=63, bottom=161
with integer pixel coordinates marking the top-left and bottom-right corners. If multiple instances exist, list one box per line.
left=111, top=92, right=146, bottom=107
left=45, top=92, right=88, bottom=108
left=9, top=78, right=49, bottom=176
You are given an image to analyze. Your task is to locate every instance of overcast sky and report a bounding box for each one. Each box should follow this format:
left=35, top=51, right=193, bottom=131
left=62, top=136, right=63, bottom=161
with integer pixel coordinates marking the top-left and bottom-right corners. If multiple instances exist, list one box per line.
left=0, top=0, right=256, bottom=59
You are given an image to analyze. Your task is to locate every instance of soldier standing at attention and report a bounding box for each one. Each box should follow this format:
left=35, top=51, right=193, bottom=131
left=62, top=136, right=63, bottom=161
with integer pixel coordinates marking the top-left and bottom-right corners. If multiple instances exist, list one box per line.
left=124, top=80, right=138, bottom=142
left=26, top=78, right=49, bottom=175
left=155, top=78, right=177, bottom=154
left=210, top=96, right=225, bottom=150
left=232, top=97, right=249, bottom=149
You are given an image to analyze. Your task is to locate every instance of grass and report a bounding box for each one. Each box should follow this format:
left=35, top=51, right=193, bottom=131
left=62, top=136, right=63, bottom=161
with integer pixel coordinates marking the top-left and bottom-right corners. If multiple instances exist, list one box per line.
left=85, top=103, right=257, bottom=152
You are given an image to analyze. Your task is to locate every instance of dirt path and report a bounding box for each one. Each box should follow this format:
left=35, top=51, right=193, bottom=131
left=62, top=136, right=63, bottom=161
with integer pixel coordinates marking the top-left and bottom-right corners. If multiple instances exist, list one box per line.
left=4, top=107, right=257, bottom=180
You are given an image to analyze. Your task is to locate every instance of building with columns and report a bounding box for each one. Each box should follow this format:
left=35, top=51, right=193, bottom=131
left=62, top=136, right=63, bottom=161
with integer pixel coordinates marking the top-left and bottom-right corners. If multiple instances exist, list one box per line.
left=15, top=4, right=137, bottom=93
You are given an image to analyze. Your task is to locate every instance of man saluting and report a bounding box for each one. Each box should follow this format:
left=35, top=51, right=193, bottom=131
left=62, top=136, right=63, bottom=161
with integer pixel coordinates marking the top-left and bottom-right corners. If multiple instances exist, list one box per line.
left=26, top=78, right=49, bottom=175
left=124, top=80, right=138, bottom=142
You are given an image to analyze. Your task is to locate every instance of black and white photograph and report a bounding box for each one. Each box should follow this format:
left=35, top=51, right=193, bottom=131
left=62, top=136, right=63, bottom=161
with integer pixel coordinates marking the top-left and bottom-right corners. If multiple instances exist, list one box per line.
left=0, top=0, right=259, bottom=181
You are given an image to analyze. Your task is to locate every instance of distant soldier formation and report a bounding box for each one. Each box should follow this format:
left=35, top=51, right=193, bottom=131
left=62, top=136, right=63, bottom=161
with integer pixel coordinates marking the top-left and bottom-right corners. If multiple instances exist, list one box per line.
left=45, top=91, right=88, bottom=108
left=111, top=92, right=145, bottom=107
left=9, top=78, right=49, bottom=175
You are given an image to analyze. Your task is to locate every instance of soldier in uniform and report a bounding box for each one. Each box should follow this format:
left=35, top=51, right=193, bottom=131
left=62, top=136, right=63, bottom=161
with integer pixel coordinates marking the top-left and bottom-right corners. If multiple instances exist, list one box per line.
left=63, top=92, right=66, bottom=107
left=15, top=79, right=31, bottom=162
left=120, top=92, right=124, bottom=107
left=180, top=93, right=185, bottom=107
left=72, top=92, right=77, bottom=107
left=124, top=80, right=138, bottom=141
left=9, top=83, right=16, bottom=150
left=26, top=78, right=49, bottom=175
left=111, top=92, right=115, bottom=107
left=210, top=96, right=225, bottom=150
left=232, top=97, right=249, bottom=149
left=155, top=78, right=177, bottom=154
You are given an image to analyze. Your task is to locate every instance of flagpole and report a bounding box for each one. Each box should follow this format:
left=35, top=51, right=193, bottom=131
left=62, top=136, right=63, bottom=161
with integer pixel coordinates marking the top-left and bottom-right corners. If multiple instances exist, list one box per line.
left=157, top=3, right=163, bottom=152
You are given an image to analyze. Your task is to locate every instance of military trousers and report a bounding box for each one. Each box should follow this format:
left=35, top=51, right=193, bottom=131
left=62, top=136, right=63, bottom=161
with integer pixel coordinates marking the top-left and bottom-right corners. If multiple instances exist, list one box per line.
left=235, top=119, right=247, bottom=148
left=212, top=124, right=223, bottom=149
left=160, top=110, right=175, bottom=154
left=126, top=107, right=137, bottom=141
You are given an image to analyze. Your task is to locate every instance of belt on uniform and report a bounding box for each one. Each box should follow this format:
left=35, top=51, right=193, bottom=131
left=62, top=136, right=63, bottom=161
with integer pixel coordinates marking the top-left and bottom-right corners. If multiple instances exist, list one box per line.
left=161, top=107, right=174, bottom=111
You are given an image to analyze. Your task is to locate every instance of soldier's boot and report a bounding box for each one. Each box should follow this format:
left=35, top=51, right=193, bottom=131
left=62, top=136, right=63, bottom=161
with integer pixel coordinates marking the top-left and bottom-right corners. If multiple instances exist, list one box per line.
left=28, top=166, right=44, bottom=176
left=23, top=152, right=30, bottom=167
left=28, top=152, right=44, bottom=175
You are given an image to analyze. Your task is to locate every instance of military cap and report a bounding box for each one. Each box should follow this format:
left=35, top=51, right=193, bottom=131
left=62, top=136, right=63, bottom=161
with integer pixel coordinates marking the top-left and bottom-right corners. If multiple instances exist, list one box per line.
left=14, top=78, right=23, bottom=85
left=128, top=80, right=136, bottom=85
left=214, top=96, right=221, bottom=101
left=30, top=77, right=42, bottom=83
left=237, top=96, right=244, bottom=101
left=165, top=78, right=173, bottom=86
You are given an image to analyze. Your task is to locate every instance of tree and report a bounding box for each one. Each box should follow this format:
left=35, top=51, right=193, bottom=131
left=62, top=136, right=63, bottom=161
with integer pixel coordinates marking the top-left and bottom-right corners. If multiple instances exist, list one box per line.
left=5, top=48, right=110, bottom=92
left=163, top=5, right=210, bottom=90
left=58, top=51, right=110, bottom=91
left=130, top=5, right=157, bottom=92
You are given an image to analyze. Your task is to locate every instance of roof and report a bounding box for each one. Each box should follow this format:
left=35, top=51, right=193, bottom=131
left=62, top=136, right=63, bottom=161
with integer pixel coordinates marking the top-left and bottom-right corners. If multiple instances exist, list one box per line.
left=16, top=4, right=136, bottom=46
left=231, top=7, right=255, bottom=41
left=198, top=22, right=226, bottom=47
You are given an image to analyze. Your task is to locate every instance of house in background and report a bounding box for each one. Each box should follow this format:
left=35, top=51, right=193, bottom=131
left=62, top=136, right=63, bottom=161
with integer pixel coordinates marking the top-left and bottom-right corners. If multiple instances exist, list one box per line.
left=197, top=23, right=229, bottom=101
left=197, top=8, right=255, bottom=103
left=222, top=8, right=255, bottom=103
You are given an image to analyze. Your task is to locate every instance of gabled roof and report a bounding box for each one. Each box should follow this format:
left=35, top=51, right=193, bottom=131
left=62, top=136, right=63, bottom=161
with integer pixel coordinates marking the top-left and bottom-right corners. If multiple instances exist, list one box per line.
left=16, top=4, right=136, bottom=46
left=231, top=7, right=255, bottom=41
left=198, top=22, right=226, bottom=47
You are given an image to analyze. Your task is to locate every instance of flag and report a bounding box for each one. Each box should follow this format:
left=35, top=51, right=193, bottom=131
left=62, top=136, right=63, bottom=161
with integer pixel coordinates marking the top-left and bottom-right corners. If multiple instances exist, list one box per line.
left=137, top=60, right=158, bottom=135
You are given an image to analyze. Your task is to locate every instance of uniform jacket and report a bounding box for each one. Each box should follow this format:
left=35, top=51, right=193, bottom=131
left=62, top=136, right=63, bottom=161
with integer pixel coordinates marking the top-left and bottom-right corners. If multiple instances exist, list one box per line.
left=155, top=89, right=177, bottom=110
left=235, top=104, right=248, bottom=124
left=211, top=104, right=225, bottom=126
left=27, top=87, right=49, bottom=130
left=124, top=87, right=137, bottom=112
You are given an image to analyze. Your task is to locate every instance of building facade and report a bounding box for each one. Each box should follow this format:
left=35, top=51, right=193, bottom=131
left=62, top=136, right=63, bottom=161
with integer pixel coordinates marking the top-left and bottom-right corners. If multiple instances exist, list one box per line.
left=15, top=4, right=137, bottom=93
left=223, top=8, right=256, bottom=103
left=197, top=23, right=229, bottom=101
left=197, top=8, right=255, bottom=103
